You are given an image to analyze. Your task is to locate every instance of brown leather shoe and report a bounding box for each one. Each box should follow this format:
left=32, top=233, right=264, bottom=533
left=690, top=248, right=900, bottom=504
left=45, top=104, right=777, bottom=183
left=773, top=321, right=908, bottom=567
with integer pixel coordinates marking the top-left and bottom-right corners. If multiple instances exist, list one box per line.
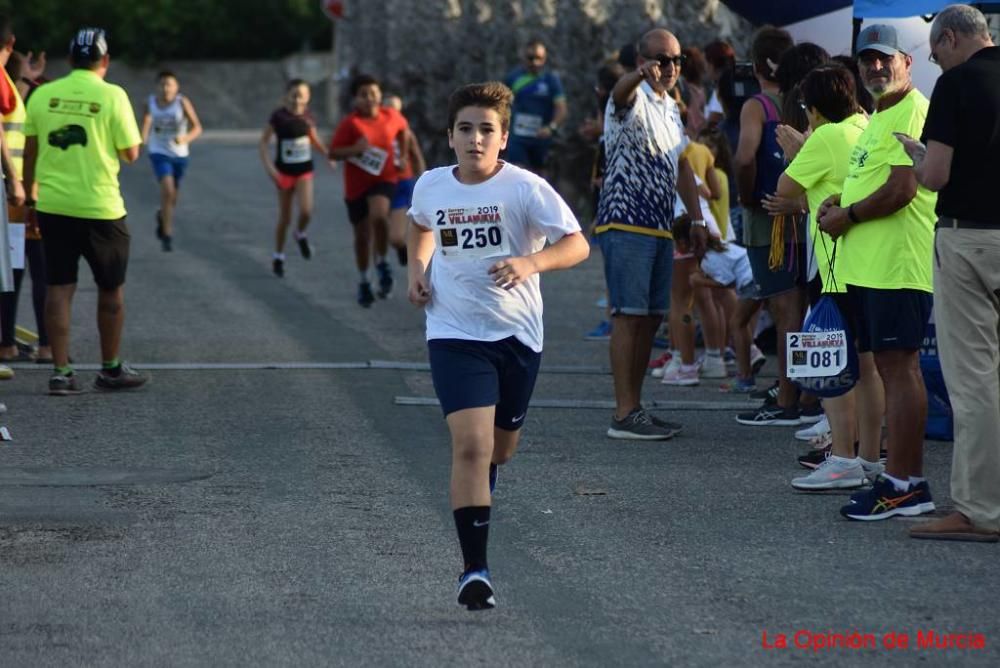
left=910, top=512, right=999, bottom=543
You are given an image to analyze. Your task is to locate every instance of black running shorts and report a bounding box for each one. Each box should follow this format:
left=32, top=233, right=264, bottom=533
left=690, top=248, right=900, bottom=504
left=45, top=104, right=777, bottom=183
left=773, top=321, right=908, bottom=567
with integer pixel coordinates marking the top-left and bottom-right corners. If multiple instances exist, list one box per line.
left=345, top=181, right=396, bottom=225
left=38, top=212, right=130, bottom=290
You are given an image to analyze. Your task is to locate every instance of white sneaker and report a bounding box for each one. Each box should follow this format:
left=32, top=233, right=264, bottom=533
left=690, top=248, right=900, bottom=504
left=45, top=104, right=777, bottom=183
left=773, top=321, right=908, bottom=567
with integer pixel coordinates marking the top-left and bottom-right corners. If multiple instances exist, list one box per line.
left=700, top=354, right=728, bottom=379
left=795, top=415, right=830, bottom=442
left=654, top=354, right=681, bottom=379
left=662, top=363, right=700, bottom=386
left=791, top=456, right=865, bottom=490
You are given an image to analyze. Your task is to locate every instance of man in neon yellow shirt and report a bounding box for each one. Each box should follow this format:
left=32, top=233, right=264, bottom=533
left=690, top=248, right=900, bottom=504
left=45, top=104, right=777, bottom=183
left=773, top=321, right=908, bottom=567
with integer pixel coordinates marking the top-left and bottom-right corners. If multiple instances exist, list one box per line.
left=23, top=27, right=147, bottom=395
left=816, top=25, right=937, bottom=521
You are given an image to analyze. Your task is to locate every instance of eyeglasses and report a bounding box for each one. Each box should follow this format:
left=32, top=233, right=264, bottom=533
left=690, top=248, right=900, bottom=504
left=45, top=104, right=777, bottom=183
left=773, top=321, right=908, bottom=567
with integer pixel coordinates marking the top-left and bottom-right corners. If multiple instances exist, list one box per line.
left=928, top=30, right=949, bottom=64
left=652, top=54, right=686, bottom=68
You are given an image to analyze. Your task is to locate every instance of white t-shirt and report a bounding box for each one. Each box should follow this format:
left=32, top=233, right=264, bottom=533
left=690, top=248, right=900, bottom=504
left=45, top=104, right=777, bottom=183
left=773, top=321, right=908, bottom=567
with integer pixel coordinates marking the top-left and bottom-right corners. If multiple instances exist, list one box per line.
left=673, top=175, right=721, bottom=238
left=700, top=243, right=754, bottom=292
left=706, top=90, right=723, bottom=117
left=408, top=162, right=581, bottom=352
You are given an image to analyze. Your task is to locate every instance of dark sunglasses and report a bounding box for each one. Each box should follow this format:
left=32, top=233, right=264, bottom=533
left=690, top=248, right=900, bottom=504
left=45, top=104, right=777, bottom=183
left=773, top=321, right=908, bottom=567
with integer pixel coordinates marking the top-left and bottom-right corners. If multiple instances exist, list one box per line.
left=652, top=53, right=686, bottom=68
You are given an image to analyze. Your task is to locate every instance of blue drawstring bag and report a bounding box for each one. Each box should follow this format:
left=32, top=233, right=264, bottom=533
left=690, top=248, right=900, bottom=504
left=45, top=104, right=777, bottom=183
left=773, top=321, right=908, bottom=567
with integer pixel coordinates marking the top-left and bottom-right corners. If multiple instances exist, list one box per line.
left=791, top=237, right=858, bottom=397
left=792, top=295, right=860, bottom=397
left=920, top=316, right=953, bottom=441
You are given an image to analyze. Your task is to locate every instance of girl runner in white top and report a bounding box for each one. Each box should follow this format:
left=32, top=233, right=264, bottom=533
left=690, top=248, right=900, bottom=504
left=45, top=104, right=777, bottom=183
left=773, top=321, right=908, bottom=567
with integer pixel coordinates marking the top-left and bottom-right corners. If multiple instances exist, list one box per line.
left=407, top=82, right=589, bottom=611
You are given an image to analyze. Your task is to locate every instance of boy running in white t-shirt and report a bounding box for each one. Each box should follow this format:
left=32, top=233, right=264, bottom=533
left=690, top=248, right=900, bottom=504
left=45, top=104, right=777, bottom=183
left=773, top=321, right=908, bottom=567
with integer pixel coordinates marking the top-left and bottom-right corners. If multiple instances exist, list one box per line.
left=407, top=82, right=589, bottom=610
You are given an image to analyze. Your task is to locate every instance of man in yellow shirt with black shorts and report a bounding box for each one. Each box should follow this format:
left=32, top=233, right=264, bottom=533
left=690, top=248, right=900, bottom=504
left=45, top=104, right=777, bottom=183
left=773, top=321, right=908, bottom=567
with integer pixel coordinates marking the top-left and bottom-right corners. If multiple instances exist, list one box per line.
left=23, top=27, right=147, bottom=395
left=817, top=25, right=937, bottom=522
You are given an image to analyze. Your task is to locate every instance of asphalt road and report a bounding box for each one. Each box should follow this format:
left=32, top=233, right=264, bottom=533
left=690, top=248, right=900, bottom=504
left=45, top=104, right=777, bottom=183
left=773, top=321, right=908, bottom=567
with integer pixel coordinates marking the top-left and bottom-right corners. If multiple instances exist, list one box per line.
left=1, top=139, right=996, bottom=667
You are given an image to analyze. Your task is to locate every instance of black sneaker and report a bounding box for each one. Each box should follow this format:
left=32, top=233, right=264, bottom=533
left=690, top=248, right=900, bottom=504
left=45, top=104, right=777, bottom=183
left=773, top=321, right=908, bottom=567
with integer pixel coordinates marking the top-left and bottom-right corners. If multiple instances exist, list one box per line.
left=48, top=372, right=84, bottom=396
left=296, top=235, right=312, bottom=260
left=396, top=245, right=408, bottom=266
left=155, top=210, right=164, bottom=240
left=357, top=281, right=375, bottom=307
left=798, top=443, right=833, bottom=469
left=376, top=261, right=393, bottom=298
left=607, top=408, right=676, bottom=440
left=272, top=258, right=284, bottom=277
left=736, top=404, right=800, bottom=426
left=750, top=380, right=779, bottom=404
left=94, top=362, right=149, bottom=391
left=161, top=235, right=173, bottom=252
left=647, top=412, right=683, bottom=434
left=798, top=403, right=824, bottom=424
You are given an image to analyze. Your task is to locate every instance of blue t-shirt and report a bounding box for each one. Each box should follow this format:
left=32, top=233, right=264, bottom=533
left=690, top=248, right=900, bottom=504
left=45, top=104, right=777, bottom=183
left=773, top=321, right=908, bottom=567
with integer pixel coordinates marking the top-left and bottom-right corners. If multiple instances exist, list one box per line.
left=504, top=67, right=565, bottom=143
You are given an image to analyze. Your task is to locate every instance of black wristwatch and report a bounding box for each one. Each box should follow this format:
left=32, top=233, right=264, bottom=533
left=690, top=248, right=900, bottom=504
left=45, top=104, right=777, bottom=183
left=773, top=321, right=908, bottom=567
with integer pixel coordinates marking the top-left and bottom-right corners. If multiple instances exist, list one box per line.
left=847, top=203, right=860, bottom=224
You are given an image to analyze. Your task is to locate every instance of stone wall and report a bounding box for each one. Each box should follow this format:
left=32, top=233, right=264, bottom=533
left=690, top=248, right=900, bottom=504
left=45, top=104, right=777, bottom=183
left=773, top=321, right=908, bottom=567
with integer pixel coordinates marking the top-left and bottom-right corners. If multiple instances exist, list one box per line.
left=337, top=0, right=752, bottom=218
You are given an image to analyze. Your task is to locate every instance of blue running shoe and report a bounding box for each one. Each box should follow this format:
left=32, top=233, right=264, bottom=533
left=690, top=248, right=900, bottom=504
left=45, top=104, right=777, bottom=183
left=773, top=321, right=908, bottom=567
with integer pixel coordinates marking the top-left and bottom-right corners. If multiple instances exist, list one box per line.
left=584, top=320, right=612, bottom=341
left=489, top=464, right=498, bottom=494
left=840, top=477, right=926, bottom=521
left=457, top=568, right=496, bottom=610
left=376, top=261, right=393, bottom=298
left=357, top=281, right=375, bottom=308
left=911, top=480, right=936, bottom=513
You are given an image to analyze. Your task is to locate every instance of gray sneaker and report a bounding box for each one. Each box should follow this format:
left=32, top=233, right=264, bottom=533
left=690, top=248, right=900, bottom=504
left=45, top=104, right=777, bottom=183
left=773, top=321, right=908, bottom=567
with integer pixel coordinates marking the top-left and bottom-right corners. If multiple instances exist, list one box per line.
left=647, top=412, right=683, bottom=434
left=94, top=362, right=149, bottom=391
left=791, top=456, right=865, bottom=491
left=607, top=408, right=677, bottom=440
left=49, top=373, right=84, bottom=396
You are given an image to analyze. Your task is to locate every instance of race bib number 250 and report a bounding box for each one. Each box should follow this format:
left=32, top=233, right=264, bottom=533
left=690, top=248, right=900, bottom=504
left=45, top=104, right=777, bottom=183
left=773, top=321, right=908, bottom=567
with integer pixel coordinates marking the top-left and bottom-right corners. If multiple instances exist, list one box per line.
left=435, top=204, right=510, bottom=259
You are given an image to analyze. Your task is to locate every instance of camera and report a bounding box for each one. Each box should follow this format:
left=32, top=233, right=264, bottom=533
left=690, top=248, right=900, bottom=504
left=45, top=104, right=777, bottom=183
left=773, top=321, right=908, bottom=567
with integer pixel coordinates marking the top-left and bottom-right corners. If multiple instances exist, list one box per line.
left=718, top=61, right=761, bottom=116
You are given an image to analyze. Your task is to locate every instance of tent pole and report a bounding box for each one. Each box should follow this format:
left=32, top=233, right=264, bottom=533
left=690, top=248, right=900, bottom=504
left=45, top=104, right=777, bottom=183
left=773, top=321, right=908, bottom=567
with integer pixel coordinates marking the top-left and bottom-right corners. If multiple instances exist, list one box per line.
left=852, top=17, right=863, bottom=55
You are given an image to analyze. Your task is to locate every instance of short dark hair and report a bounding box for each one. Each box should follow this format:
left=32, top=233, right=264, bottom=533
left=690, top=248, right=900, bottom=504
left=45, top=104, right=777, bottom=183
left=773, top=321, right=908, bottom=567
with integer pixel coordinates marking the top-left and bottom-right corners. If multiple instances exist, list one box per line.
left=831, top=55, right=875, bottom=114
left=5, top=50, right=23, bottom=82
left=157, top=70, right=177, bottom=82
left=751, top=26, right=793, bottom=82
left=681, top=47, right=708, bottom=85
left=447, top=81, right=513, bottom=133
left=800, top=64, right=859, bottom=124
left=0, top=15, right=12, bottom=47
left=286, top=78, right=308, bottom=92
left=776, top=42, right=830, bottom=93
left=703, top=39, right=735, bottom=72
left=525, top=38, right=545, bottom=51
left=618, top=42, right=638, bottom=70
left=349, top=74, right=379, bottom=97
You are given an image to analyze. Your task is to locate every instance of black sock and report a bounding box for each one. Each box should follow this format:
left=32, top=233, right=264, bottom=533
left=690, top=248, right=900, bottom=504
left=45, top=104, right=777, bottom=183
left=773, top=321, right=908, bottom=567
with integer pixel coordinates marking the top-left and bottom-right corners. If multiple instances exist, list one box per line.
left=453, top=506, right=490, bottom=573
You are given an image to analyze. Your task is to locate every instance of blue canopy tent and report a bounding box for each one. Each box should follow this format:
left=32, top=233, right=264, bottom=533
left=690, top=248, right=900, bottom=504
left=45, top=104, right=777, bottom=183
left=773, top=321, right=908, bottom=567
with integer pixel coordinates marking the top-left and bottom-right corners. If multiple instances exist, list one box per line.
left=721, top=0, right=1000, bottom=24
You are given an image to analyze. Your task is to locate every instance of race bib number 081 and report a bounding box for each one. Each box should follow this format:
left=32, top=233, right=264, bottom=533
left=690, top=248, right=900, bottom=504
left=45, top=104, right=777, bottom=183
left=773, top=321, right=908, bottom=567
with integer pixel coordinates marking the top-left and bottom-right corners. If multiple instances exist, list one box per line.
left=786, top=331, right=848, bottom=378
left=435, top=204, right=510, bottom=259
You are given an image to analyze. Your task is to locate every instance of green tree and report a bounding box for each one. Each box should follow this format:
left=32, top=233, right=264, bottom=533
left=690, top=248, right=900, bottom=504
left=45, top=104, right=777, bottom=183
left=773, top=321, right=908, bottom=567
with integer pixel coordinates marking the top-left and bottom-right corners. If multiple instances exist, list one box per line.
left=0, top=0, right=332, bottom=63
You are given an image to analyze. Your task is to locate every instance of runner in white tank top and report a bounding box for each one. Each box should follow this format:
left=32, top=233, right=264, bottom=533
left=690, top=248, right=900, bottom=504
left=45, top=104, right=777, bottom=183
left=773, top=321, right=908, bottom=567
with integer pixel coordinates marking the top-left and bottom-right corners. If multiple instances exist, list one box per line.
left=140, top=71, right=203, bottom=251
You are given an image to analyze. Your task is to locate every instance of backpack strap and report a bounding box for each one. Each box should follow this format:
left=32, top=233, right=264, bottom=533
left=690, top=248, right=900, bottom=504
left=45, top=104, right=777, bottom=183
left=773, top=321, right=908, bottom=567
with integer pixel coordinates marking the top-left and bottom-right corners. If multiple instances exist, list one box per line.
left=752, top=93, right=780, bottom=123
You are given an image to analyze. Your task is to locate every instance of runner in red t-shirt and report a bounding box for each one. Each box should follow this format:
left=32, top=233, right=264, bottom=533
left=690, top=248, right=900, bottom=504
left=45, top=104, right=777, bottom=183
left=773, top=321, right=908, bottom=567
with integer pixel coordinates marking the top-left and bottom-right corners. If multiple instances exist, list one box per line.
left=329, top=74, right=408, bottom=307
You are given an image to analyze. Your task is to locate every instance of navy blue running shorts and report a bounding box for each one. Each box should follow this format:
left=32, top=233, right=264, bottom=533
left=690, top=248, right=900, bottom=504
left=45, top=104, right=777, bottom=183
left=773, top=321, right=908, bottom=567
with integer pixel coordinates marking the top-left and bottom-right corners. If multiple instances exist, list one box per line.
left=846, top=285, right=932, bottom=353
left=428, top=336, right=542, bottom=431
